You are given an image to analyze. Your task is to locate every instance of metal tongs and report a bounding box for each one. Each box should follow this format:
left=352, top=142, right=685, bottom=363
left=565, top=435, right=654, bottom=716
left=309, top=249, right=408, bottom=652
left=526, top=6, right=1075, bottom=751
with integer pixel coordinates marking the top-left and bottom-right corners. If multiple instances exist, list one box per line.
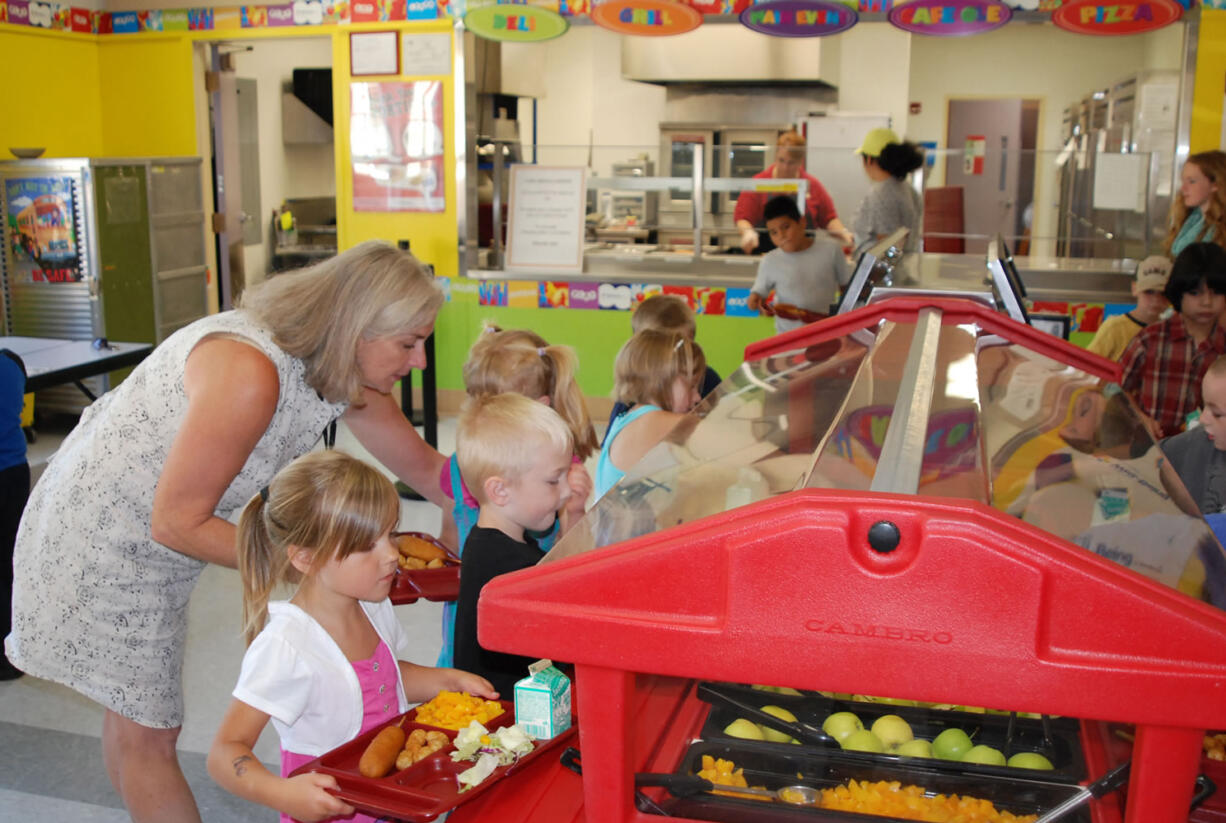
left=1033, top=761, right=1131, bottom=823
left=635, top=772, right=819, bottom=806
left=697, top=682, right=836, bottom=747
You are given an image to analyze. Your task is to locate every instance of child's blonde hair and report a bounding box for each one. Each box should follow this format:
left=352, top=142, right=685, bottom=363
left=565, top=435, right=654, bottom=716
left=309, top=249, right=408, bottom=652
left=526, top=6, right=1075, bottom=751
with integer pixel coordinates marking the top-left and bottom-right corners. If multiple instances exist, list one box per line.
left=236, top=451, right=400, bottom=646
left=632, top=294, right=697, bottom=339
left=456, top=393, right=575, bottom=506
left=613, top=330, right=706, bottom=410
left=462, top=325, right=598, bottom=460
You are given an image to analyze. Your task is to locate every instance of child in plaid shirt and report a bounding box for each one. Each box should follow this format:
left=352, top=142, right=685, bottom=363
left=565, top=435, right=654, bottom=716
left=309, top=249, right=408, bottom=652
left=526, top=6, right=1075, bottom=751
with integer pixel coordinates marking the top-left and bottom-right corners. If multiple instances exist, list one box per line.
left=1120, top=243, right=1226, bottom=439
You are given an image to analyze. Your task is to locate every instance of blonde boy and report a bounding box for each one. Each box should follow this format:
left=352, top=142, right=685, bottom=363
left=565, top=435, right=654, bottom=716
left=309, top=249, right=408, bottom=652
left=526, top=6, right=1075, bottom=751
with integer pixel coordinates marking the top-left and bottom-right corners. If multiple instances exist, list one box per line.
left=453, top=393, right=573, bottom=695
left=1160, top=356, right=1226, bottom=515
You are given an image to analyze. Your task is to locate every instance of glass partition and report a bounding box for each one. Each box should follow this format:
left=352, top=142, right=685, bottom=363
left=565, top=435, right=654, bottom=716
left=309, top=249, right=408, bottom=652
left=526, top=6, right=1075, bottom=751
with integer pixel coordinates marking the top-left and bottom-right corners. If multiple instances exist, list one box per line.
left=471, top=140, right=1173, bottom=267
left=545, top=303, right=1226, bottom=610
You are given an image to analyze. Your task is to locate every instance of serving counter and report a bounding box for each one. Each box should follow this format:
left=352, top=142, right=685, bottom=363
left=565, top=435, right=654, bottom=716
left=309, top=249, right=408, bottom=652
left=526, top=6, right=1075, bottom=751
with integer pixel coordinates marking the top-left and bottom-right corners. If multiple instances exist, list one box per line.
left=449, top=297, right=1226, bottom=823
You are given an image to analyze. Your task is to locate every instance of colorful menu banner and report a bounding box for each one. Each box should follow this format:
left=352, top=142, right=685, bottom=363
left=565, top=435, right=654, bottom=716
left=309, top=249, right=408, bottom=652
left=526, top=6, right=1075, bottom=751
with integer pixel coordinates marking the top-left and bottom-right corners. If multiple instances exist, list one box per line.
left=889, top=0, right=1011, bottom=34
left=1051, top=0, right=1182, bottom=34
left=589, top=0, right=703, bottom=35
left=464, top=2, right=569, bottom=40
left=739, top=0, right=857, bottom=36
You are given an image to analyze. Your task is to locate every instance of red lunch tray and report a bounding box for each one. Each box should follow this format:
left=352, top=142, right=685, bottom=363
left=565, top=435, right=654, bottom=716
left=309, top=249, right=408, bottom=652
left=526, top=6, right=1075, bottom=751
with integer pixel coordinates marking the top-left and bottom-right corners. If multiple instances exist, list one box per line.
left=290, top=699, right=578, bottom=822
left=390, top=532, right=461, bottom=606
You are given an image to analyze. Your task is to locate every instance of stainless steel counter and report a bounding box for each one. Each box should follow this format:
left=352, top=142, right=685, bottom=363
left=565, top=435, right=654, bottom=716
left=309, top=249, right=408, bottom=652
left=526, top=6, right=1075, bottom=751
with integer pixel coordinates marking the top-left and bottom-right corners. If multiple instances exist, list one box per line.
left=469, top=247, right=1136, bottom=305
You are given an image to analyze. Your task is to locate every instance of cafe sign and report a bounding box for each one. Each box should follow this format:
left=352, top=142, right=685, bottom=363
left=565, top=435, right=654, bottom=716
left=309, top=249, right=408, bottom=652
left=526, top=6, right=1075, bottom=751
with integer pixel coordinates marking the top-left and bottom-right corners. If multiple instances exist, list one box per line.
left=739, top=0, right=857, bottom=37
left=590, top=0, right=703, bottom=35
left=888, top=0, right=1011, bottom=35
left=464, top=2, right=570, bottom=41
left=1051, top=0, right=1181, bottom=36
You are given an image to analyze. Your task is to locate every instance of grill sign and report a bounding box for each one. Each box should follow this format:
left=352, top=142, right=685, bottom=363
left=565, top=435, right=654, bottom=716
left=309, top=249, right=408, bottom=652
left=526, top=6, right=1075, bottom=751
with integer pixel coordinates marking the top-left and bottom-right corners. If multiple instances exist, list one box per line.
left=888, top=0, right=1011, bottom=35
left=1051, top=0, right=1182, bottom=35
left=739, top=0, right=857, bottom=36
left=590, top=0, right=703, bottom=35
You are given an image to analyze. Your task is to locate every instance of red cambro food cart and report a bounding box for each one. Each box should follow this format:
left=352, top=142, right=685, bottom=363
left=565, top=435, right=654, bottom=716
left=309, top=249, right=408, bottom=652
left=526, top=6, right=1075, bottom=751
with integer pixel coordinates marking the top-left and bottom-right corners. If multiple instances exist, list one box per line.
left=450, top=298, right=1226, bottom=823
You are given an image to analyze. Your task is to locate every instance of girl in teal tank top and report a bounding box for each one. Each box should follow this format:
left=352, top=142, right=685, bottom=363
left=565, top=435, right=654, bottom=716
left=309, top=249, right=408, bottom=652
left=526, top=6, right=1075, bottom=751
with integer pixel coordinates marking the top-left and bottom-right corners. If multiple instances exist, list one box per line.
left=1169, top=152, right=1226, bottom=259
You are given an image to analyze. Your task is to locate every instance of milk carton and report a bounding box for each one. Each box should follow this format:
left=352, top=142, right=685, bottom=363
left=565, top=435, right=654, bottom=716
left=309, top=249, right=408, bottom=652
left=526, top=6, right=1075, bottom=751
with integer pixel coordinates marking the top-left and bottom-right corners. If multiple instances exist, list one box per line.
left=513, top=659, right=571, bottom=740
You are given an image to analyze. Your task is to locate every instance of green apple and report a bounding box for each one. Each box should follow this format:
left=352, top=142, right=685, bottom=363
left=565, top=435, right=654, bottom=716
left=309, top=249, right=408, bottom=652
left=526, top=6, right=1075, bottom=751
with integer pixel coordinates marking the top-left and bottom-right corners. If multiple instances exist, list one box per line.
left=1007, top=752, right=1055, bottom=770
left=751, top=684, right=772, bottom=692
left=758, top=706, right=800, bottom=744
left=870, top=715, right=914, bottom=749
left=724, top=718, right=766, bottom=740
left=775, top=687, right=803, bottom=696
left=961, top=745, right=1007, bottom=766
left=821, top=711, right=864, bottom=743
left=932, top=728, right=974, bottom=760
left=841, top=730, right=886, bottom=753
left=874, top=696, right=918, bottom=707
left=894, top=739, right=934, bottom=758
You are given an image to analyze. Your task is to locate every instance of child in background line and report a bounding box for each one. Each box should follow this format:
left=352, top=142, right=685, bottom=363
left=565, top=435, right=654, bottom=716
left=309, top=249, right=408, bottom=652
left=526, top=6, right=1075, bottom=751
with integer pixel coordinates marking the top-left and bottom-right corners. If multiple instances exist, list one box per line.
left=1120, top=242, right=1226, bottom=439
left=1161, top=356, right=1226, bottom=516
left=209, top=451, right=495, bottom=823
left=605, top=295, right=722, bottom=437
left=748, top=196, right=851, bottom=335
left=1086, top=255, right=1172, bottom=361
left=596, top=330, right=706, bottom=500
left=436, top=326, right=597, bottom=668
left=1167, top=151, right=1226, bottom=259
left=0, top=348, right=29, bottom=680
left=452, top=393, right=574, bottom=696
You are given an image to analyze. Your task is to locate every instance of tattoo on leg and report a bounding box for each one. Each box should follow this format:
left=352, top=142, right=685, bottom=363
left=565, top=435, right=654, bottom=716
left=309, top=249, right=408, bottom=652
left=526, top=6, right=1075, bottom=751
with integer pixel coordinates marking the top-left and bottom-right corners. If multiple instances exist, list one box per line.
left=232, top=755, right=254, bottom=777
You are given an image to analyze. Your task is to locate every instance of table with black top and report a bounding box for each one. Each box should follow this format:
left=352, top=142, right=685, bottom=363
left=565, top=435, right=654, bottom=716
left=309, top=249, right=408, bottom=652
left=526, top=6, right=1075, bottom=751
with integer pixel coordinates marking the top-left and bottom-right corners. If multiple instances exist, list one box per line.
left=0, top=336, right=153, bottom=400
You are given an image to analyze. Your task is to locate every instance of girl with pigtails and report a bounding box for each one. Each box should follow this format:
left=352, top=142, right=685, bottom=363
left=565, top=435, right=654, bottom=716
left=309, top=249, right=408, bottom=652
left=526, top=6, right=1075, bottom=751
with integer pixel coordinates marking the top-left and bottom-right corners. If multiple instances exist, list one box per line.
left=208, top=450, right=493, bottom=823
left=435, top=325, right=599, bottom=667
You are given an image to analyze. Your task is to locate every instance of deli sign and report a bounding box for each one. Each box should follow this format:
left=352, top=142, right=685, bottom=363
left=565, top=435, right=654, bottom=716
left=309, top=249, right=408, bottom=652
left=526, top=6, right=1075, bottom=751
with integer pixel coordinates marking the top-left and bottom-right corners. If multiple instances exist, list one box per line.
left=1051, top=0, right=1181, bottom=35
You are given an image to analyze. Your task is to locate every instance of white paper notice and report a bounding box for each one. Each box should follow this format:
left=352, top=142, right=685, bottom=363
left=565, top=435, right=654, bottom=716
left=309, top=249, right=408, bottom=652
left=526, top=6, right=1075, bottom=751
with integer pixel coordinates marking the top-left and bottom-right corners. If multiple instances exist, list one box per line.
left=401, top=33, right=452, bottom=77
left=1093, top=153, right=1146, bottom=213
left=506, top=165, right=587, bottom=274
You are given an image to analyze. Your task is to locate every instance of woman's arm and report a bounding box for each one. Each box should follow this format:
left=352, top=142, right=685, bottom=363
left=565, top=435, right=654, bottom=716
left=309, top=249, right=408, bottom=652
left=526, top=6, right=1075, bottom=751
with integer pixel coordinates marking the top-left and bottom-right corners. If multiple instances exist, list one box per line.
left=397, top=661, right=499, bottom=702
left=150, top=338, right=280, bottom=567
left=344, top=390, right=449, bottom=511
left=825, top=217, right=854, bottom=246
left=208, top=699, right=354, bottom=823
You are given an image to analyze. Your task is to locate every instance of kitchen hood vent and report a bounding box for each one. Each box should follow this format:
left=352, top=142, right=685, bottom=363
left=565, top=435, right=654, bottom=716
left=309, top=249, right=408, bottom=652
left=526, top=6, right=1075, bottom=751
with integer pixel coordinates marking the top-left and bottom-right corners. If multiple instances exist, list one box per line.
left=292, top=68, right=332, bottom=126
left=283, top=68, right=332, bottom=145
left=622, top=25, right=840, bottom=87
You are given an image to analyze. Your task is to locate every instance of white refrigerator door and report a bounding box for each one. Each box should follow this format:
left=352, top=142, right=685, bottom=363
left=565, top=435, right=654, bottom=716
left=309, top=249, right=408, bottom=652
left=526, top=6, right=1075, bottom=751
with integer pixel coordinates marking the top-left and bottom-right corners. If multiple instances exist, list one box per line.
left=801, top=114, right=891, bottom=230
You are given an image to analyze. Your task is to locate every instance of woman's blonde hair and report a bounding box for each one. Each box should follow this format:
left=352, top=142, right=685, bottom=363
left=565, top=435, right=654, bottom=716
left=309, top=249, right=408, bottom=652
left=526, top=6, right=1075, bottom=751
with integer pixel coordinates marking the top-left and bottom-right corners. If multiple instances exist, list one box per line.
left=462, top=325, right=599, bottom=460
left=1166, top=151, right=1226, bottom=257
left=239, top=240, right=444, bottom=404
left=613, top=330, right=706, bottom=410
left=235, top=450, right=400, bottom=646
left=456, top=393, right=574, bottom=505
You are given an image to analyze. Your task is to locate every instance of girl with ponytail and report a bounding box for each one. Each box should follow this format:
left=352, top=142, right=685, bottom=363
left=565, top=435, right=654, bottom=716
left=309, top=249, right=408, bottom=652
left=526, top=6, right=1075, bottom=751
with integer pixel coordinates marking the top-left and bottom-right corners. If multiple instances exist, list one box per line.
left=210, top=450, right=493, bottom=823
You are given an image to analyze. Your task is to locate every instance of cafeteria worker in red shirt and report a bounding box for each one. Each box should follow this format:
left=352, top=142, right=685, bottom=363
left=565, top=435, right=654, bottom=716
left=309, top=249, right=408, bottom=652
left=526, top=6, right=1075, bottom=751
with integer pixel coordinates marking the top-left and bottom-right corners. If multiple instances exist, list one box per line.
left=735, top=129, right=854, bottom=254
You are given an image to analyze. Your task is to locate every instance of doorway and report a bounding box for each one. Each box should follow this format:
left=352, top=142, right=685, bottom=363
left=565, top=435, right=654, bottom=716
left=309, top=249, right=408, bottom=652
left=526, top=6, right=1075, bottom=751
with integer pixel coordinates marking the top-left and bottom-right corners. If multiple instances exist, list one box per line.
left=203, top=37, right=336, bottom=309
left=945, top=98, right=1040, bottom=255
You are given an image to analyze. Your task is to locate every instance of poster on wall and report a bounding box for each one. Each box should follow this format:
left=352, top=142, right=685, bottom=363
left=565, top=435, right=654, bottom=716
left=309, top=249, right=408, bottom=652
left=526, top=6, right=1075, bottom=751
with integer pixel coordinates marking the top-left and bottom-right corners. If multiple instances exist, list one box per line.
left=4, top=176, right=81, bottom=283
left=350, top=81, right=445, bottom=212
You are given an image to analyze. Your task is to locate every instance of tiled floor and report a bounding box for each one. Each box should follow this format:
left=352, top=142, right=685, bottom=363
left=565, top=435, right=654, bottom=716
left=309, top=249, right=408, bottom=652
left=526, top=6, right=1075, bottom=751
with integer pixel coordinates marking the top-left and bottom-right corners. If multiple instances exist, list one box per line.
left=0, top=415, right=457, bottom=822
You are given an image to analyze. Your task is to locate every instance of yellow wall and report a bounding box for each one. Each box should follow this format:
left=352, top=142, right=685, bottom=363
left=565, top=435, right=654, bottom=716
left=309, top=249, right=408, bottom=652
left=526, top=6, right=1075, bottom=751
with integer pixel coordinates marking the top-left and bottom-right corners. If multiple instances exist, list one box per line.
left=331, top=21, right=460, bottom=278
left=98, top=35, right=198, bottom=156
left=1191, top=9, right=1226, bottom=152
left=0, top=25, right=104, bottom=156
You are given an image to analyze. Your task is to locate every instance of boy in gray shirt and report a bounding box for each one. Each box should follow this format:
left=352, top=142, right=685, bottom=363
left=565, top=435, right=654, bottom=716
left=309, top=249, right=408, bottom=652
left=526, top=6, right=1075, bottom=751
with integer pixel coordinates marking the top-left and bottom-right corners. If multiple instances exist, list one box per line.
left=748, top=196, right=851, bottom=334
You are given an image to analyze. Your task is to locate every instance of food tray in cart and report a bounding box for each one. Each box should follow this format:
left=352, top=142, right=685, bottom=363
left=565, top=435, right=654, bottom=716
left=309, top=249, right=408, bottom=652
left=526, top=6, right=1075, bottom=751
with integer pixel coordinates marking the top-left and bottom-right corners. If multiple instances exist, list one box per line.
left=289, top=699, right=577, bottom=822
left=642, top=739, right=1090, bottom=823
left=390, top=532, right=460, bottom=606
left=697, top=681, right=1087, bottom=784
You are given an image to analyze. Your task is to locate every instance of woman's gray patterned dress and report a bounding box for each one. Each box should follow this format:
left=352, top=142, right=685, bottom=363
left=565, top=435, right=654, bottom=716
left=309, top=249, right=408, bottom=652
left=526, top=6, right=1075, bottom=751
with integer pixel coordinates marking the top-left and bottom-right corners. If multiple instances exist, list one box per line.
left=5, top=311, right=346, bottom=728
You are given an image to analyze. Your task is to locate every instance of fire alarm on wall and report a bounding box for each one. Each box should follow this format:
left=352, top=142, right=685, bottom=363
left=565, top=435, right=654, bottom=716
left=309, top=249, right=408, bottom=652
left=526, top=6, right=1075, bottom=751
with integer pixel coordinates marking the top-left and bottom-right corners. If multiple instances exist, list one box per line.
left=910, top=102, right=922, bottom=115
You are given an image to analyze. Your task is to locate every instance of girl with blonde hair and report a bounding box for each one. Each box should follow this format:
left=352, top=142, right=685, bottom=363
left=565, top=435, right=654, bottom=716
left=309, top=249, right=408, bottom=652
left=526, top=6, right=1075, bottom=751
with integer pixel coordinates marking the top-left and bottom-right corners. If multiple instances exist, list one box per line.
left=8, top=240, right=452, bottom=822
left=209, top=450, right=493, bottom=823
left=595, top=330, right=706, bottom=499
left=435, top=324, right=598, bottom=666
left=1167, top=150, right=1226, bottom=259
